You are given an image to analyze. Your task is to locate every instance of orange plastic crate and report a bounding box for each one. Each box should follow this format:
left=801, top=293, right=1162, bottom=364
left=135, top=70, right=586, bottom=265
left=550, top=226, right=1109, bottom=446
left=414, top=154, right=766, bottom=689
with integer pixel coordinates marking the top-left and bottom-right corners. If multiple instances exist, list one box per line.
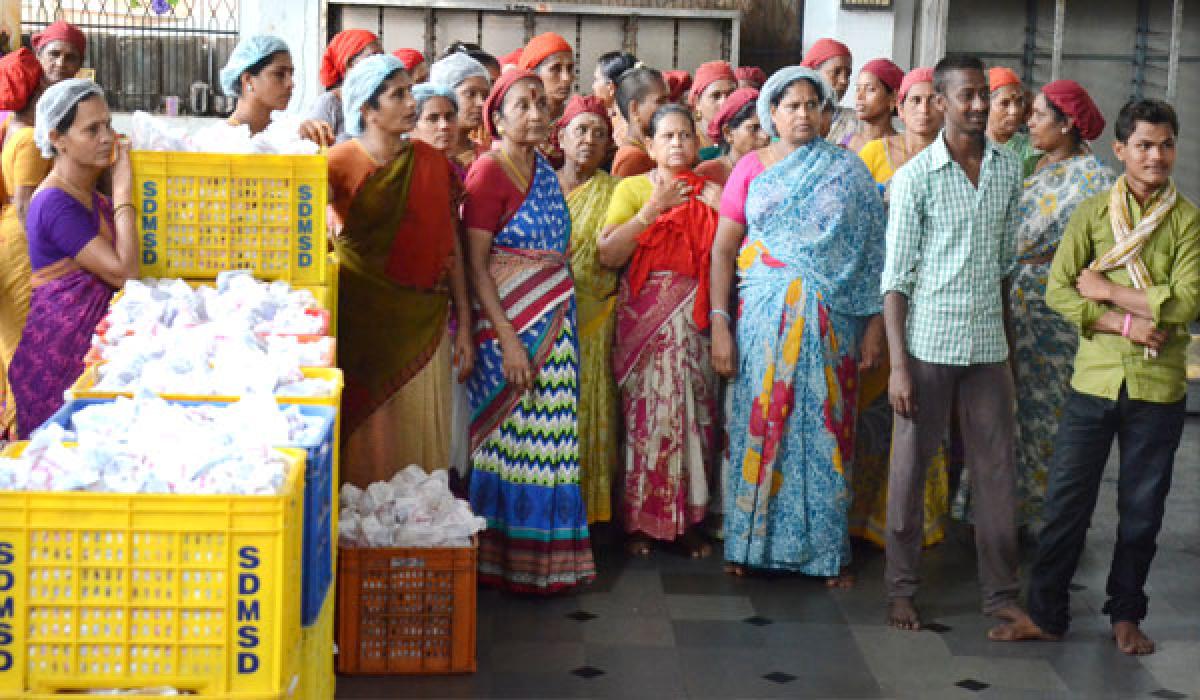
left=335, top=541, right=477, bottom=675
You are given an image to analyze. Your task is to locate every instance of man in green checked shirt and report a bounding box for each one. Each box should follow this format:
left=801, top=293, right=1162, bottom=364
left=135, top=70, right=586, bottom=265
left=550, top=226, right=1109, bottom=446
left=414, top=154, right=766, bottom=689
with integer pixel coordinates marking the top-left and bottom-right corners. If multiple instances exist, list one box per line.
left=993, top=99, right=1199, bottom=656
left=879, top=54, right=1031, bottom=634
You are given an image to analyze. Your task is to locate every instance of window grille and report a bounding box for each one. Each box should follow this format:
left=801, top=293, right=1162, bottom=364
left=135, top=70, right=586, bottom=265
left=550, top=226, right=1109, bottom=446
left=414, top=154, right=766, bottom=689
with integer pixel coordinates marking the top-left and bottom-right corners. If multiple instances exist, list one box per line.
left=22, top=0, right=239, bottom=113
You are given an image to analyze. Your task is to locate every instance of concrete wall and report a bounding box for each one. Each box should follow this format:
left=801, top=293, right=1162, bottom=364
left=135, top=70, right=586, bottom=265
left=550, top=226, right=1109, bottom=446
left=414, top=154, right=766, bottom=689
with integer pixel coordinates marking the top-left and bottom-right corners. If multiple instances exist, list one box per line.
left=239, top=0, right=324, bottom=114
left=802, top=3, right=900, bottom=106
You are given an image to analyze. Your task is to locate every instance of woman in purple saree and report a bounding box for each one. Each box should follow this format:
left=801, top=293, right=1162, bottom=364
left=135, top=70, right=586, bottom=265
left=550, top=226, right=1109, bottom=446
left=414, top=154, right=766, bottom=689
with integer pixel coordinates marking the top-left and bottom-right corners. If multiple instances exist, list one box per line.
left=9, top=79, right=138, bottom=437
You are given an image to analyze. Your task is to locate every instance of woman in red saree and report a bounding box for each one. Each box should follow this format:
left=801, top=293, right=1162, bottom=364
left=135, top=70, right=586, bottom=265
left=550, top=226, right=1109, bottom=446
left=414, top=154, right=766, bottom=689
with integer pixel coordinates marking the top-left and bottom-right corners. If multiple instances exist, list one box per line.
left=10, top=79, right=138, bottom=437
left=329, top=54, right=473, bottom=485
left=599, top=104, right=722, bottom=558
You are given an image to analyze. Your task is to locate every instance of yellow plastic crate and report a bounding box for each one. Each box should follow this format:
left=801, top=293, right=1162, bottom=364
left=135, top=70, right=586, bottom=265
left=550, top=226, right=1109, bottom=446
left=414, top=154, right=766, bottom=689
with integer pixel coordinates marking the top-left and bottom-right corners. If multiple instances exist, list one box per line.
left=298, top=591, right=334, bottom=700
left=66, top=367, right=344, bottom=406
left=134, top=151, right=328, bottom=285
left=0, top=445, right=306, bottom=697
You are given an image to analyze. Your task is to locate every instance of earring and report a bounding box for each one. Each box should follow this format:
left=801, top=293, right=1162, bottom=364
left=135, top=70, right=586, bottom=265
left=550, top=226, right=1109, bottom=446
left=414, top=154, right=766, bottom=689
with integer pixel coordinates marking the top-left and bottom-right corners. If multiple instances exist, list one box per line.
left=1061, top=127, right=1069, bottom=134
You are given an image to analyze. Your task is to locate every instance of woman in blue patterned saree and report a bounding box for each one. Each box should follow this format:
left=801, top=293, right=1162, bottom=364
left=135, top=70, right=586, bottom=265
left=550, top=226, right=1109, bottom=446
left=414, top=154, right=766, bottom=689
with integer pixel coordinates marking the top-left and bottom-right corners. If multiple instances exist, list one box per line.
left=462, top=69, right=595, bottom=593
left=710, top=66, right=886, bottom=583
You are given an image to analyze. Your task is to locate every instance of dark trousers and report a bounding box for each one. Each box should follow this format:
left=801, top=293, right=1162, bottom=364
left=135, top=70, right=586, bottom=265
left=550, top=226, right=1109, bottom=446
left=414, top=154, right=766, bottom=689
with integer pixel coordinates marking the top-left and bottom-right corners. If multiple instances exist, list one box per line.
left=1027, top=387, right=1184, bottom=635
left=885, top=358, right=1020, bottom=614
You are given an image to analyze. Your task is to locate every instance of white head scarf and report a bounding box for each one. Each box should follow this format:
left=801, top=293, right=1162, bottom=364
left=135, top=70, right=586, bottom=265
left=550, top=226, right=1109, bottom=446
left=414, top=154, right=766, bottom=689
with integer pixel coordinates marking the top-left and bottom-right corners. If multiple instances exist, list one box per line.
left=34, top=78, right=104, bottom=158
left=429, top=52, right=490, bottom=90
left=342, top=54, right=407, bottom=137
left=219, top=34, right=289, bottom=97
left=757, top=66, right=832, bottom=139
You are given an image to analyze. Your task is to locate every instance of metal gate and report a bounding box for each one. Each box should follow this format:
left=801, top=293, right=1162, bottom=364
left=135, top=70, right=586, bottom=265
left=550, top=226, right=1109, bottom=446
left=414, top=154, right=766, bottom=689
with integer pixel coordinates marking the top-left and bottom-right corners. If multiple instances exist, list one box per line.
left=946, top=0, right=1198, bottom=201
left=327, top=0, right=740, bottom=92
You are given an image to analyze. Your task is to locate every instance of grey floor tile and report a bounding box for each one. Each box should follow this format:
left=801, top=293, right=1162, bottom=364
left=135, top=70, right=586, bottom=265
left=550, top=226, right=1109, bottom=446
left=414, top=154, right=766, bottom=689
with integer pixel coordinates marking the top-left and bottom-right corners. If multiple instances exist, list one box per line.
left=673, top=619, right=768, bottom=648
left=665, top=592, right=756, bottom=620
left=751, top=586, right=851, bottom=624
left=335, top=416, right=1200, bottom=699
left=488, top=640, right=586, bottom=672
left=580, top=613, right=677, bottom=647
left=1046, top=642, right=1167, bottom=697
left=334, top=672, right=494, bottom=699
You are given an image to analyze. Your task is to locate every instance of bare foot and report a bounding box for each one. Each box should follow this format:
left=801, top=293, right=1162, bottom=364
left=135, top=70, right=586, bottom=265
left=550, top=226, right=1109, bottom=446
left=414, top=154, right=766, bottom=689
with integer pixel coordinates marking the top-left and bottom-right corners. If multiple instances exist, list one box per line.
left=887, top=597, right=921, bottom=631
left=990, top=605, right=1030, bottom=624
left=1112, top=621, right=1155, bottom=655
left=825, top=567, right=856, bottom=589
left=724, top=562, right=747, bottom=577
left=626, top=534, right=653, bottom=558
left=988, top=614, right=1060, bottom=642
left=677, top=529, right=713, bottom=559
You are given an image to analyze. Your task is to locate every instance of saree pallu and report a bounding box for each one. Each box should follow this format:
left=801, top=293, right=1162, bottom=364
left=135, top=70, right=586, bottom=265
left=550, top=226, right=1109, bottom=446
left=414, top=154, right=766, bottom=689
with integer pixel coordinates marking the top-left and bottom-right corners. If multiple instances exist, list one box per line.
left=11, top=267, right=112, bottom=437
left=334, top=142, right=457, bottom=484
left=614, top=272, right=717, bottom=540
left=467, top=154, right=594, bottom=594
left=567, top=173, right=620, bottom=524
left=723, top=139, right=885, bottom=575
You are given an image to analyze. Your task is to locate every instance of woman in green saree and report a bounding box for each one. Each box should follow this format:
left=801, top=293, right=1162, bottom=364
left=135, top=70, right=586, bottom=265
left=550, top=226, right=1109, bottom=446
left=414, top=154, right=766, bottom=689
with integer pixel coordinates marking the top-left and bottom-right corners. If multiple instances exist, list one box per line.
left=329, top=54, right=473, bottom=484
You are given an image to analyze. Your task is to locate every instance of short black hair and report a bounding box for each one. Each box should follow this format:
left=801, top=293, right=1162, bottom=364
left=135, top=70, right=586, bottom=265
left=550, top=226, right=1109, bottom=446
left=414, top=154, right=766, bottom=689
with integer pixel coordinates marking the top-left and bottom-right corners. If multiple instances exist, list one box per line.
left=444, top=41, right=498, bottom=72
left=615, top=65, right=664, bottom=121
left=1114, top=98, right=1178, bottom=143
left=646, top=103, right=694, bottom=139
left=598, top=52, right=637, bottom=84
left=933, top=54, right=986, bottom=94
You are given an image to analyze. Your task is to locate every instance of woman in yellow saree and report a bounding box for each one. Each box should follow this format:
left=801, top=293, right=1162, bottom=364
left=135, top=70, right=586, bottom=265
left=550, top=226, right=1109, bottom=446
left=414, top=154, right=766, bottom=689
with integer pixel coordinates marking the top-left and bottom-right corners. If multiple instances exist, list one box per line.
left=0, top=48, right=49, bottom=438
left=558, top=95, right=620, bottom=523
left=329, top=55, right=473, bottom=484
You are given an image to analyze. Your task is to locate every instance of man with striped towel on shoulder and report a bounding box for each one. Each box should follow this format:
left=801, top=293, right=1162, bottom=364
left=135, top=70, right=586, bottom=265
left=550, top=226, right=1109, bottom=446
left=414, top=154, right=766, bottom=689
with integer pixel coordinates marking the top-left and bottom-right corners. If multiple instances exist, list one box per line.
left=992, top=98, right=1200, bottom=657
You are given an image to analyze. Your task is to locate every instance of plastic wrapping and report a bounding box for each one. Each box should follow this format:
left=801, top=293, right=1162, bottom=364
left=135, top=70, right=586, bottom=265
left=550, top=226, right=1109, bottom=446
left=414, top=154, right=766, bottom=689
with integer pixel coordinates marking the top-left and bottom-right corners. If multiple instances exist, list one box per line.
left=339, top=465, right=486, bottom=548
left=129, top=110, right=320, bottom=155
left=90, top=272, right=335, bottom=397
left=0, top=394, right=319, bottom=495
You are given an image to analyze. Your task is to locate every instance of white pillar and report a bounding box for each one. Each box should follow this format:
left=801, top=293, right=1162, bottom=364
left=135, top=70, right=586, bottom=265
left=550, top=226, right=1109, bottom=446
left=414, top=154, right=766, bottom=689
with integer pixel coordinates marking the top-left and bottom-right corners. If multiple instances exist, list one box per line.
left=916, top=0, right=948, bottom=67
left=238, top=0, right=324, bottom=114
left=1051, top=0, right=1065, bottom=81
left=1167, top=0, right=1184, bottom=101
left=802, top=3, right=899, bottom=105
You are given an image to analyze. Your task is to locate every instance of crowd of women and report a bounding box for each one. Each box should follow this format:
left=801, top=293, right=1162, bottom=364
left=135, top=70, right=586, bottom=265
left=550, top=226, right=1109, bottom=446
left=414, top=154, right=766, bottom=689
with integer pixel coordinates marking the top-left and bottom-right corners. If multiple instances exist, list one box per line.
left=0, top=24, right=1128, bottom=600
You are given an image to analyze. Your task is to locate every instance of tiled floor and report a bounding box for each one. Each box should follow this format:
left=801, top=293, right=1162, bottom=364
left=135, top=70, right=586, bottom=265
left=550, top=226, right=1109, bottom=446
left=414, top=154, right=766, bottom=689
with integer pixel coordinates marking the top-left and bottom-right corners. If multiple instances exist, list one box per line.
left=335, top=418, right=1200, bottom=699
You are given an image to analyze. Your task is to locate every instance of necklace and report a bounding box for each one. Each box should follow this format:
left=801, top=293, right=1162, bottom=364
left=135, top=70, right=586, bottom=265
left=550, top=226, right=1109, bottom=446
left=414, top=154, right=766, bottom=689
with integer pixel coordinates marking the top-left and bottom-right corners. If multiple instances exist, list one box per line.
left=48, top=171, right=93, bottom=208
left=1037, top=147, right=1083, bottom=172
left=497, top=147, right=531, bottom=191
left=889, top=134, right=912, bottom=168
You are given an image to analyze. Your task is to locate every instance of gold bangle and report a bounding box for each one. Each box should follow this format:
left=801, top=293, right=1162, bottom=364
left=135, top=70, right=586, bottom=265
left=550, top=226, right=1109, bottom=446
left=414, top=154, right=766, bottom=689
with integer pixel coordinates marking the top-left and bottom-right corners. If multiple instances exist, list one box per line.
left=114, top=202, right=135, bottom=217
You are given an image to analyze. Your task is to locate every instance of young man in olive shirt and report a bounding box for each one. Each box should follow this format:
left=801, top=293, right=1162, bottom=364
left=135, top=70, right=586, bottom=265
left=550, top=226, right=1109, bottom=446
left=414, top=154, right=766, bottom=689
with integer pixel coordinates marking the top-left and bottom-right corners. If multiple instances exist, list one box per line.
left=993, top=99, right=1200, bottom=655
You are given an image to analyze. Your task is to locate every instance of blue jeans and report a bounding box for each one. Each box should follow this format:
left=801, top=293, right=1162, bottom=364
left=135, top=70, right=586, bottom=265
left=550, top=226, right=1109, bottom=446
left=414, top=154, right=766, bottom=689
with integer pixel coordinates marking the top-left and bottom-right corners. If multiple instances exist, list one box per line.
left=1027, top=386, right=1184, bottom=635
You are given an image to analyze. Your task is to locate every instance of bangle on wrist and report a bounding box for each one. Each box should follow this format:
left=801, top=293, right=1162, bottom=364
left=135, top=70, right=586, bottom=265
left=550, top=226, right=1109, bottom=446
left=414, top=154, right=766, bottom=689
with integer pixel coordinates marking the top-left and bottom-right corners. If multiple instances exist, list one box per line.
left=1121, top=313, right=1132, bottom=338
left=114, top=202, right=135, bottom=215
left=709, top=309, right=733, bottom=323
